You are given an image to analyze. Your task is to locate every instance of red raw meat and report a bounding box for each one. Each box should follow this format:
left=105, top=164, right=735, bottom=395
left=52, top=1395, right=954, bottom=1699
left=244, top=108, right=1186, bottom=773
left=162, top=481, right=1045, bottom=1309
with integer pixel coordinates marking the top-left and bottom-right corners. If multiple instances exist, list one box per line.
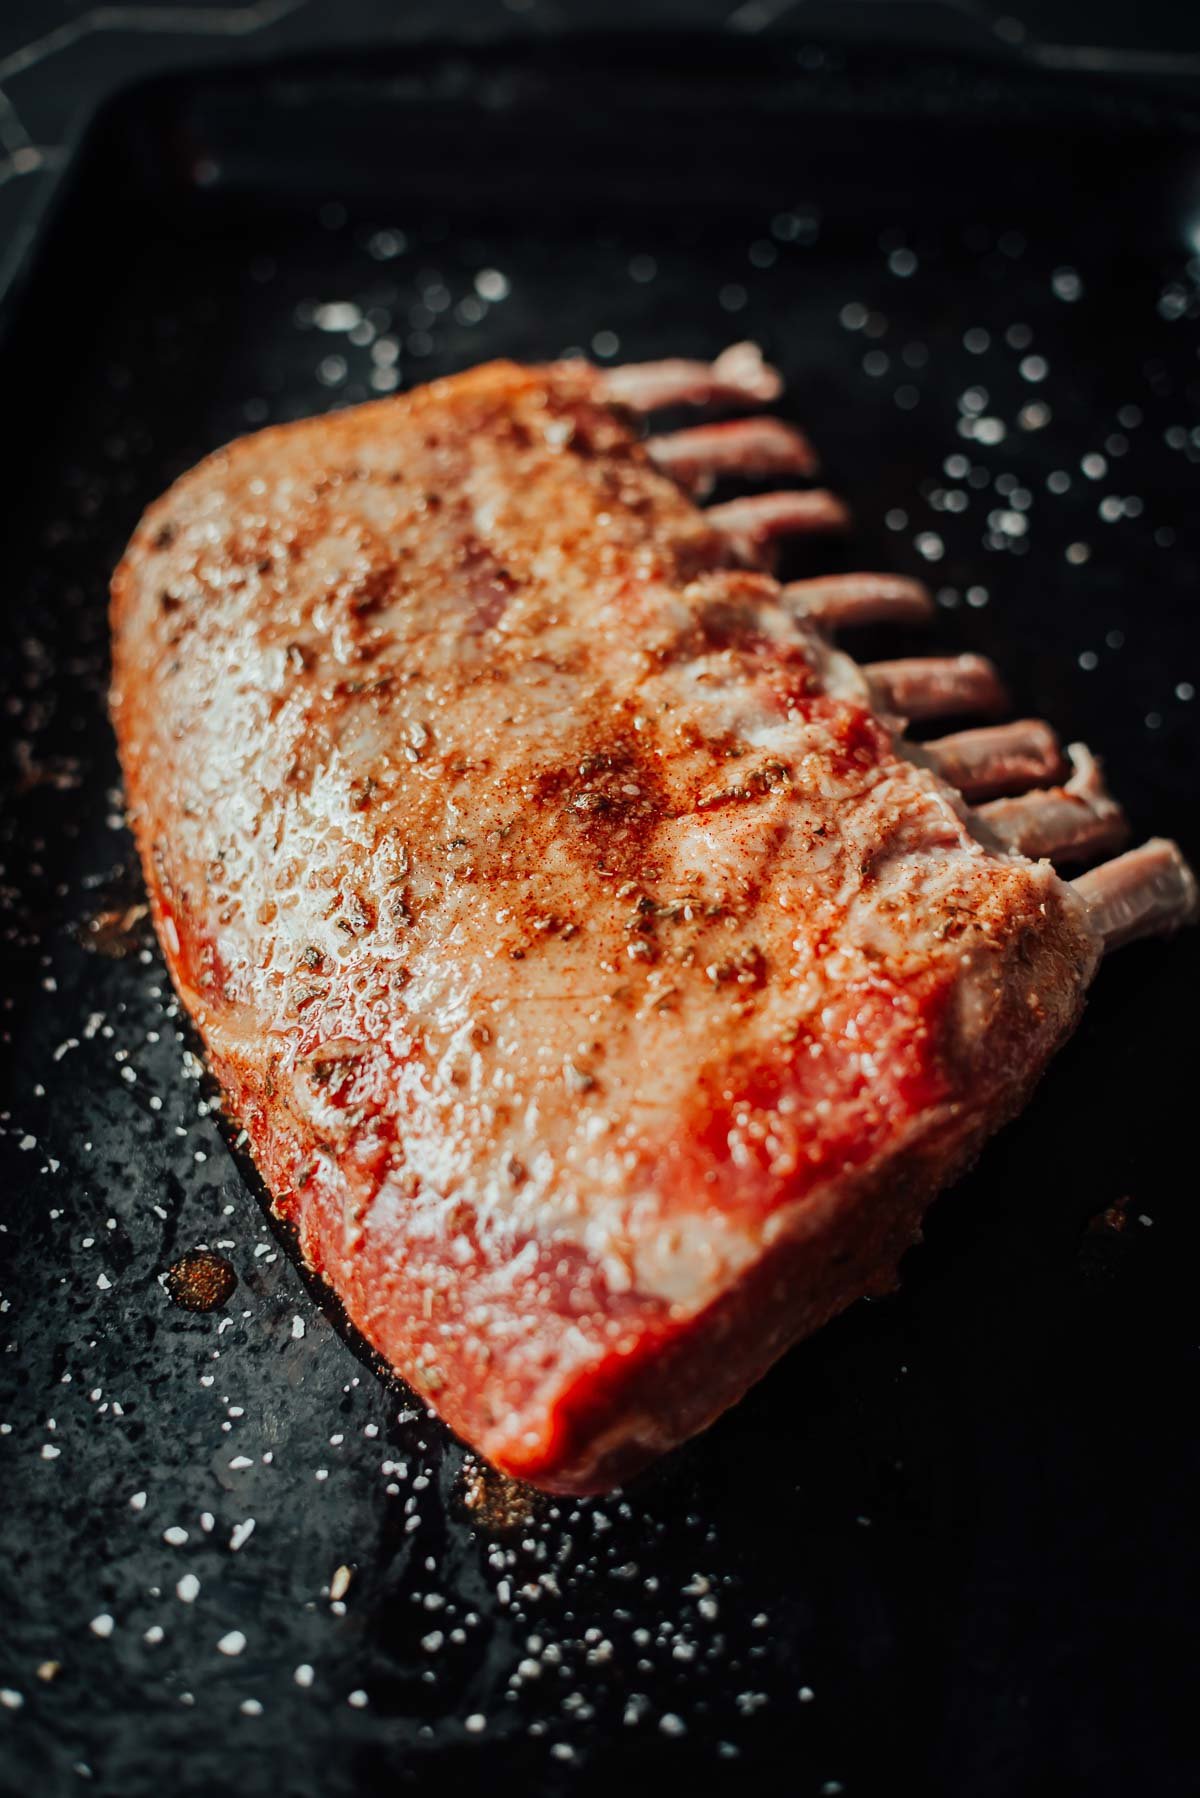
left=110, top=350, right=1195, bottom=1491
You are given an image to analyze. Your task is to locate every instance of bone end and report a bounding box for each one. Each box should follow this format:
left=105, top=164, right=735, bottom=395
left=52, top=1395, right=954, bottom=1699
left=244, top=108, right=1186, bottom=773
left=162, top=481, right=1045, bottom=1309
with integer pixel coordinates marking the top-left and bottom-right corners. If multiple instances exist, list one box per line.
left=707, top=490, right=852, bottom=562
left=1072, top=837, right=1199, bottom=953
left=645, top=417, right=819, bottom=491
left=866, top=653, right=1008, bottom=723
left=975, top=742, right=1130, bottom=865
left=925, top=718, right=1065, bottom=801
left=599, top=341, right=784, bottom=414
left=780, top=574, right=935, bottom=631
left=710, top=342, right=784, bottom=404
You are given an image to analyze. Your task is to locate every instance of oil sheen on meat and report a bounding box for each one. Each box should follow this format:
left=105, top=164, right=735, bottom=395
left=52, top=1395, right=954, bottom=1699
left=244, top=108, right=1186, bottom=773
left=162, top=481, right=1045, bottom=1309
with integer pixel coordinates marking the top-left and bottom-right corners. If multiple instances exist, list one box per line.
left=111, top=361, right=1099, bottom=1492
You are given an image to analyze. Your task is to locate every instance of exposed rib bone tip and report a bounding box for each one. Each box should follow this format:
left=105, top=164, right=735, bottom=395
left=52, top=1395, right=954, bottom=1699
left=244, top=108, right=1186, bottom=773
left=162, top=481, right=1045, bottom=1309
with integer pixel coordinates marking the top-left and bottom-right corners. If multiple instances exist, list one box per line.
left=706, top=489, right=850, bottom=562
left=924, top=718, right=1065, bottom=801
left=1072, top=837, right=1199, bottom=952
left=710, top=341, right=784, bottom=403
left=975, top=741, right=1129, bottom=864
left=779, top=573, right=935, bottom=630
left=866, top=653, right=1007, bottom=722
left=598, top=342, right=784, bottom=413
left=645, top=417, right=819, bottom=491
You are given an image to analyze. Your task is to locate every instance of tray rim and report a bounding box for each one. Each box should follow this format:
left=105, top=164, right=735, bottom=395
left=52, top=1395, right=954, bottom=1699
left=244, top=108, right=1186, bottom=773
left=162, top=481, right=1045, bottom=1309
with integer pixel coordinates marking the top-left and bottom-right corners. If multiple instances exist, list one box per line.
left=4, top=26, right=1200, bottom=347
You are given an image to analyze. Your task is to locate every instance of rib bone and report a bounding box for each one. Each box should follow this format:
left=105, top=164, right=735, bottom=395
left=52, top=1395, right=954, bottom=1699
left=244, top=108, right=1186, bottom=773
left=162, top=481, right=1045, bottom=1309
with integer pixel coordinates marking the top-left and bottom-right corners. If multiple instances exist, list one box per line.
left=646, top=417, right=819, bottom=493
left=976, top=744, right=1128, bottom=864
left=865, top=654, right=1007, bottom=722
left=1073, top=838, right=1199, bottom=952
left=923, top=719, right=1065, bottom=801
left=706, top=490, right=850, bottom=561
left=780, top=573, right=935, bottom=630
left=600, top=341, right=783, bottom=413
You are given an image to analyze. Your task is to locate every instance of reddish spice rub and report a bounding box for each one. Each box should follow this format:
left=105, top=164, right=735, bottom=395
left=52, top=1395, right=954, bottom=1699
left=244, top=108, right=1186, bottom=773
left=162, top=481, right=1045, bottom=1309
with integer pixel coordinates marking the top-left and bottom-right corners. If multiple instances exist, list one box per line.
left=112, top=358, right=1159, bottom=1492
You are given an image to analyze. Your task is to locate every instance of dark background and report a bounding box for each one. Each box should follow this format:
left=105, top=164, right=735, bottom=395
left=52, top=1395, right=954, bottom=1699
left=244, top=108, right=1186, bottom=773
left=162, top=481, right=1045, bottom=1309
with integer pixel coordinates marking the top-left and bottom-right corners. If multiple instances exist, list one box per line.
left=1, top=9, right=1199, bottom=1798
left=5, top=0, right=1200, bottom=275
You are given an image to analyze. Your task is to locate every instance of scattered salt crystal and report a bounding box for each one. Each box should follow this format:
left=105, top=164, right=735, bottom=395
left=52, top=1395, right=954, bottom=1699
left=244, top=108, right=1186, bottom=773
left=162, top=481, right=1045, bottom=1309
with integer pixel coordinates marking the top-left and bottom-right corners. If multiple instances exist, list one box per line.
left=474, top=269, right=509, bottom=303
left=314, top=301, right=361, bottom=333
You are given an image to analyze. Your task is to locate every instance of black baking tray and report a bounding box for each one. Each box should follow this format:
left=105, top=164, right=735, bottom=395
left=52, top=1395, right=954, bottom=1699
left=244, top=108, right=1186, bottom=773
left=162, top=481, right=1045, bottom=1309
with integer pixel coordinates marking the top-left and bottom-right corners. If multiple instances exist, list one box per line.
left=2, top=35, right=1198, bottom=1798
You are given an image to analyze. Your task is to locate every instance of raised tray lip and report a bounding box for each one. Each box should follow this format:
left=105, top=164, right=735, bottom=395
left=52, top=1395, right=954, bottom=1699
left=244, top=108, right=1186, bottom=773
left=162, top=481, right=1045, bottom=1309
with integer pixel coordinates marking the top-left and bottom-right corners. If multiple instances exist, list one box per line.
left=3, top=25, right=1200, bottom=346
left=1, top=29, right=1197, bottom=1796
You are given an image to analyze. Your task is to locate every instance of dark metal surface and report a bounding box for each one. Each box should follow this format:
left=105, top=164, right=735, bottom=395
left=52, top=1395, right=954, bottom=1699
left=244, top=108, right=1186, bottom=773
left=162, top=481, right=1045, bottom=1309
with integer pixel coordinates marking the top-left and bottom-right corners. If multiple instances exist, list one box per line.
left=1, top=39, right=1198, bottom=1798
left=9, top=0, right=1200, bottom=273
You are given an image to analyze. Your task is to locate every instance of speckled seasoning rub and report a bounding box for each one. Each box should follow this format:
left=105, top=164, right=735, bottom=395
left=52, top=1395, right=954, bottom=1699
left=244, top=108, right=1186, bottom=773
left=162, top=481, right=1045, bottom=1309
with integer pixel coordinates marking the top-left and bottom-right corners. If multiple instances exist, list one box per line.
left=109, top=346, right=1196, bottom=1493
